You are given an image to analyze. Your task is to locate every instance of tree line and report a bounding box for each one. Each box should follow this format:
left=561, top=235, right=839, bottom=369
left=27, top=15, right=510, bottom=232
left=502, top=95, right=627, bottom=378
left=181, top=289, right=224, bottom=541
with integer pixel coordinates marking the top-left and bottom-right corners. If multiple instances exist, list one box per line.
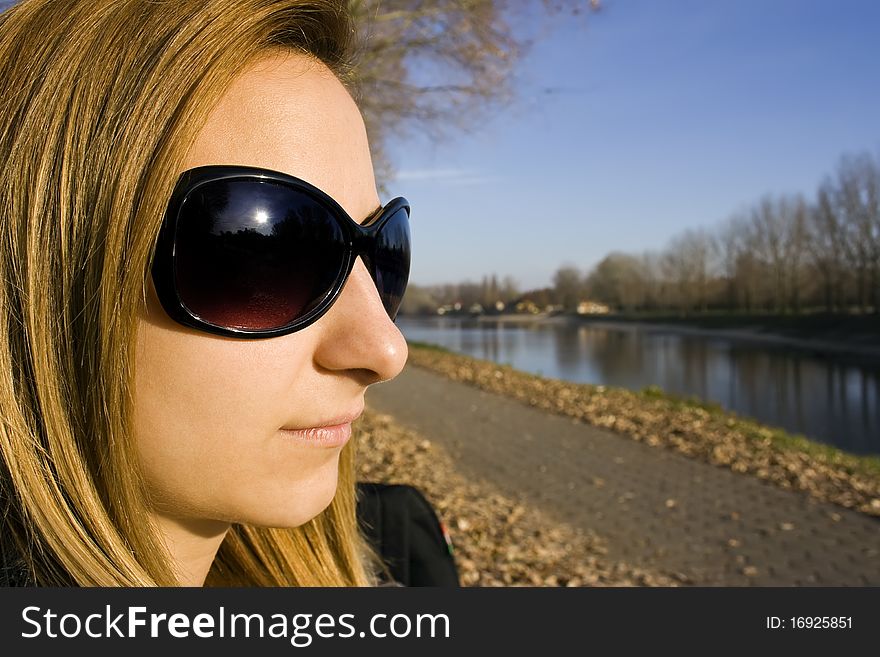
left=400, top=275, right=525, bottom=315
left=580, top=150, right=880, bottom=314
left=401, top=149, right=880, bottom=316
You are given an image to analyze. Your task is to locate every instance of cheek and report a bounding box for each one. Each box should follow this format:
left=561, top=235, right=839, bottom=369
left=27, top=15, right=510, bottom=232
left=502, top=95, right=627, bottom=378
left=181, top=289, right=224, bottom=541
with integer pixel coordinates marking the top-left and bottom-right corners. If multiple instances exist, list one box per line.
left=135, top=317, right=289, bottom=437
left=132, top=316, right=337, bottom=526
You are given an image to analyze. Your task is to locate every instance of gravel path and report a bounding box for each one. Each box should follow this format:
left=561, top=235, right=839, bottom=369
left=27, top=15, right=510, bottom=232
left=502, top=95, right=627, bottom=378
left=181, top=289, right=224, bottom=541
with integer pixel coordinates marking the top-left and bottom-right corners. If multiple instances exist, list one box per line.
left=365, top=363, right=880, bottom=585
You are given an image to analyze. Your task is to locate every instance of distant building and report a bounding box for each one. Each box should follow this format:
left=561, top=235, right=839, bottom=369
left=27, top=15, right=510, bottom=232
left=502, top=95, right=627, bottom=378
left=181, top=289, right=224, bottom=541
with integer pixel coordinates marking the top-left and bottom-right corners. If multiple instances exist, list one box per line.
left=515, top=300, right=540, bottom=314
left=577, top=300, right=611, bottom=315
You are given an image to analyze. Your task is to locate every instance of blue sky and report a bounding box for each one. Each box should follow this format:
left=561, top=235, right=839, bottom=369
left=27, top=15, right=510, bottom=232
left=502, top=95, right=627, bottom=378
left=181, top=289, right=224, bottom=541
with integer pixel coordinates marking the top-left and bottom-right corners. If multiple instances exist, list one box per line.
left=387, top=0, right=880, bottom=290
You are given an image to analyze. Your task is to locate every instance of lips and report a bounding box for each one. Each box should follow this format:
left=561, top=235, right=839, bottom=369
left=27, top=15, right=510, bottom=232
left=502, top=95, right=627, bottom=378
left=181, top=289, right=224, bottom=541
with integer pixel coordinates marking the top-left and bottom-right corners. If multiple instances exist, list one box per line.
left=280, top=406, right=364, bottom=433
left=278, top=405, right=363, bottom=448
left=278, top=422, right=353, bottom=448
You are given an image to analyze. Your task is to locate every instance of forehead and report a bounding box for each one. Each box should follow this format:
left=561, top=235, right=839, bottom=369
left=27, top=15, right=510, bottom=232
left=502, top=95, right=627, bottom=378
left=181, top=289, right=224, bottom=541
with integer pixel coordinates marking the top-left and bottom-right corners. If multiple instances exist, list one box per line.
left=181, top=51, right=378, bottom=218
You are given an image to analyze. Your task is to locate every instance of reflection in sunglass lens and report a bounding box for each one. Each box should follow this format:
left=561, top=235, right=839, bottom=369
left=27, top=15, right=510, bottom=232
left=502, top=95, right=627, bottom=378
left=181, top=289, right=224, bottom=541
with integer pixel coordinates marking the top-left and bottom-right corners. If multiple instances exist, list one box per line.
left=370, top=207, right=411, bottom=319
left=173, top=179, right=347, bottom=330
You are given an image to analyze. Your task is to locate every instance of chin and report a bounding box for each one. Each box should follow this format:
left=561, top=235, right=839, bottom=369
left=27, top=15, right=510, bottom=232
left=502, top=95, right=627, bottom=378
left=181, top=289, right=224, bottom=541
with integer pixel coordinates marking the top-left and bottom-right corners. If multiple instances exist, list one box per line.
left=246, top=459, right=342, bottom=528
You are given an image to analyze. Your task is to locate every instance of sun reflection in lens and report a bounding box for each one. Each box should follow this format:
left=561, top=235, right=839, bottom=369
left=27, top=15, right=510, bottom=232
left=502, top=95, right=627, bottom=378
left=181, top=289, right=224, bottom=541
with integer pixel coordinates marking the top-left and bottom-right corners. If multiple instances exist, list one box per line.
left=254, top=210, right=269, bottom=225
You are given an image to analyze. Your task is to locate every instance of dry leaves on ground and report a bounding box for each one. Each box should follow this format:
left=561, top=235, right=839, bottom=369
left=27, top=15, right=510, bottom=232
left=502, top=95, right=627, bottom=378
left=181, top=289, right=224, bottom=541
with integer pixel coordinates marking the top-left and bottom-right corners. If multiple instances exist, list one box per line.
left=355, top=410, right=685, bottom=587
left=406, top=347, right=880, bottom=518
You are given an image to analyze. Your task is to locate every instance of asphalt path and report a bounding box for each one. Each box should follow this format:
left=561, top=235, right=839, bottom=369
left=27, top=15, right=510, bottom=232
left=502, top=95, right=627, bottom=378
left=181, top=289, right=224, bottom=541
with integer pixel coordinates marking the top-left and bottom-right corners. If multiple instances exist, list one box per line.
left=365, top=363, right=880, bottom=585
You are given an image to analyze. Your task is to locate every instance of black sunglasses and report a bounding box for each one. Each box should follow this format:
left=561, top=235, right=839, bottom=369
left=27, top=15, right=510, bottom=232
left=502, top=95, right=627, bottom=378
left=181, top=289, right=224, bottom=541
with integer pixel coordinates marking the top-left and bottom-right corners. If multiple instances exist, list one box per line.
left=151, top=165, right=411, bottom=339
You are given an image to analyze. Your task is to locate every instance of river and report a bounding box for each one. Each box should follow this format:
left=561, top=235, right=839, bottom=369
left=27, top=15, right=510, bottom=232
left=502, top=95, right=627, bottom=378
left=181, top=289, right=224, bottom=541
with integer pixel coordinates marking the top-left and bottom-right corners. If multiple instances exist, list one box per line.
left=395, top=316, right=880, bottom=457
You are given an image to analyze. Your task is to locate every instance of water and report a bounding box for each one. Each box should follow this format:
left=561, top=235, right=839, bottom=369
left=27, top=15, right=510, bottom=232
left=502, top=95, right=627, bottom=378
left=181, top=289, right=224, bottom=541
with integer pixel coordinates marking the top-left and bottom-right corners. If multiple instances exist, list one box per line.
left=396, top=316, right=880, bottom=457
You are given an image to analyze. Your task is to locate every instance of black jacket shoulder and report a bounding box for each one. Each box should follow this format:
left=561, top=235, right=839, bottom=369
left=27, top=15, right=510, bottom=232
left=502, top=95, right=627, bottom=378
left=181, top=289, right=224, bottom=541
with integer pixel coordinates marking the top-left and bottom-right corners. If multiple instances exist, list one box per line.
left=0, top=531, right=34, bottom=586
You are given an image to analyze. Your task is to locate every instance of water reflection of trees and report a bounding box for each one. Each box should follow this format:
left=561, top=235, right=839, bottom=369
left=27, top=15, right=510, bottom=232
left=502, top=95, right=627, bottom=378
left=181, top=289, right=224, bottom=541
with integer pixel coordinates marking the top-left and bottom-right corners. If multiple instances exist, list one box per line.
left=554, top=326, right=645, bottom=385
left=555, top=325, right=880, bottom=455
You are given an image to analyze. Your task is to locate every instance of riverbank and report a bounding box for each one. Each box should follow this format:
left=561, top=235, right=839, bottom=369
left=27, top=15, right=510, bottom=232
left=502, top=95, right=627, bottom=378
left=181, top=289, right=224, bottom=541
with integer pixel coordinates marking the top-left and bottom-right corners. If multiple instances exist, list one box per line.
left=404, top=341, right=880, bottom=518
left=574, top=313, right=880, bottom=360
left=365, top=364, right=880, bottom=584
left=406, top=311, right=880, bottom=359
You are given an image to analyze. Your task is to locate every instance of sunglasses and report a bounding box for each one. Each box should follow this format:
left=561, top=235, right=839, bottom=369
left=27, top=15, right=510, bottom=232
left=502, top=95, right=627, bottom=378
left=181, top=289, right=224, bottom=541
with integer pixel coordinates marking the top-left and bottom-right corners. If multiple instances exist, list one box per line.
left=151, top=165, right=411, bottom=338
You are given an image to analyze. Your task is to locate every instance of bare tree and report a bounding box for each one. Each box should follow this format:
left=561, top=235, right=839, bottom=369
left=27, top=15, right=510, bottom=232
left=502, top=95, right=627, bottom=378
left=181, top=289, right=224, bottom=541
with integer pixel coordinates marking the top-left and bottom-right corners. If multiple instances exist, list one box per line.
left=785, top=195, right=810, bottom=313
left=398, top=284, right=440, bottom=314
left=757, top=194, right=809, bottom=312
left=714, top=214, right=749, bottom=309
left=662, top=228, right=713, bottom=313
left=552, top=264, right=585, bottom=311
left=348, top=1, right=599, bottom=181
left=832, top=153, right=880, bottom=312
left=806, top=182, right=848, bottom=311
left=586, top=252, right=647, bottom=311
left=750, top=196, right=788, bottom=311
left=500, top=275, right=520, bottom=303
left=638, top=251, right=664, bottom=310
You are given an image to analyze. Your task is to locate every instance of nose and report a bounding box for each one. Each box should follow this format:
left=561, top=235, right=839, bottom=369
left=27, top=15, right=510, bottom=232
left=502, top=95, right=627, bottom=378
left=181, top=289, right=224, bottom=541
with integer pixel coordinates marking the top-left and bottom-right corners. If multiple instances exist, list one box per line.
left=311, top=257, right=408, bottom=386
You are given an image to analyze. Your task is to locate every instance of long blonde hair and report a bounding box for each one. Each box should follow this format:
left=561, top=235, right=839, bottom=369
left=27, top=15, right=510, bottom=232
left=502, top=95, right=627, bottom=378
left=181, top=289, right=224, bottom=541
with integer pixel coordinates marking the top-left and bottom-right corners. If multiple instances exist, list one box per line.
left=0, top=0, right=376, bottom=586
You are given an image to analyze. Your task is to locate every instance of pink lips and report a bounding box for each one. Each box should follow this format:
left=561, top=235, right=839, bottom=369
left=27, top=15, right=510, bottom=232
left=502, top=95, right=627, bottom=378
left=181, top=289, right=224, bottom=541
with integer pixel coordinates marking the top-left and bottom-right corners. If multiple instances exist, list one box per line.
left=279, top=407, right=362, bottom=447
left=278, top=422, right=352, bottom=447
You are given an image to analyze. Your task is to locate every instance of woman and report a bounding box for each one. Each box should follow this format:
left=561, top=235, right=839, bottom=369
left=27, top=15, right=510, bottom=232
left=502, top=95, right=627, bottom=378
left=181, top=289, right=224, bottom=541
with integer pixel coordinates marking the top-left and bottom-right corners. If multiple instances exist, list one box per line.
left=0, top=0, right=410, bottom=586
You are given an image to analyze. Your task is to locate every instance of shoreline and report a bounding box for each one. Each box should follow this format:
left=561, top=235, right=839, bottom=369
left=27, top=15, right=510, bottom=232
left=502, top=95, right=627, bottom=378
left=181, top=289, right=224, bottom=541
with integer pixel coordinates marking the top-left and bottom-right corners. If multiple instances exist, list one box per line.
left=576, top=317, right=880, bottom=360
left=400, top=312, right=880, bottom=360
left=404, top=342, right=880, bottom=519
left=365, top=364, right=880, bottom=585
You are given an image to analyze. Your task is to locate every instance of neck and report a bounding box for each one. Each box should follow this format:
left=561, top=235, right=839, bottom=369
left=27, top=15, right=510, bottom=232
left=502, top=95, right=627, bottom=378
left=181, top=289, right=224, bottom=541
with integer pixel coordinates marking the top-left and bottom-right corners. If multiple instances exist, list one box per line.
left=150, top=512, right=230, bottom=586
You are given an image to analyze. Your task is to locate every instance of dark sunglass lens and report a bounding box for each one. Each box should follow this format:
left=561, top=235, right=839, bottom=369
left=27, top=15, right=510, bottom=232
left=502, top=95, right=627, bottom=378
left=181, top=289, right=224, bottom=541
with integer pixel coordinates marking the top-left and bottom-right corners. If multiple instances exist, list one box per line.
left=173, top=179, right=346, bottom=331
left=371, top=207, right=411, bottom=319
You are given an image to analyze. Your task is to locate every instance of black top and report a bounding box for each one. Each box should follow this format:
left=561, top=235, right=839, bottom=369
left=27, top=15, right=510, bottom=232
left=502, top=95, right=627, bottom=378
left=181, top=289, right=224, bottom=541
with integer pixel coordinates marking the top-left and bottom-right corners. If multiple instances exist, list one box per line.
left=0, top=538, right=32, bottom=586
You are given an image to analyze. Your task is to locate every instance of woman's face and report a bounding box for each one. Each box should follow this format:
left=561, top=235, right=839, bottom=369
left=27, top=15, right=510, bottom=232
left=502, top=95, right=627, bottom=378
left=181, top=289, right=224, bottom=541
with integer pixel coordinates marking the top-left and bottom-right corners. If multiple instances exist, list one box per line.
left=134, top=53, right=407, bottom=539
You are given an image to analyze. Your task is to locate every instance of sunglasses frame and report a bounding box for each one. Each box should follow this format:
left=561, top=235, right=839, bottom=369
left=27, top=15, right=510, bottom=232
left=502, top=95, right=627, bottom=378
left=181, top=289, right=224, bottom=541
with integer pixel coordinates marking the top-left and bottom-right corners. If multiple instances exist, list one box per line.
left=151, top=165, right=411, bottom=339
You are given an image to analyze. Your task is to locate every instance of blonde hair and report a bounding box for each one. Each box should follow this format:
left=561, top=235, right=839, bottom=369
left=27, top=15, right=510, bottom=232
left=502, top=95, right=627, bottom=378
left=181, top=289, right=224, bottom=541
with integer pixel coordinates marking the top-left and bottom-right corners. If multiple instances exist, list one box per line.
left=0, top=0, right=376, bottom=586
